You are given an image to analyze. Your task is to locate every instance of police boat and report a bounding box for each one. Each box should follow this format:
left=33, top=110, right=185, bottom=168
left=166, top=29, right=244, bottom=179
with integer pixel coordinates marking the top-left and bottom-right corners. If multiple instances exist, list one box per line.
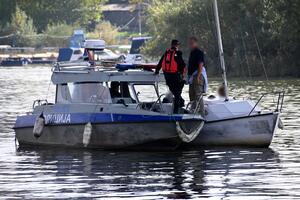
left=13, top=63, right=205, bottom=150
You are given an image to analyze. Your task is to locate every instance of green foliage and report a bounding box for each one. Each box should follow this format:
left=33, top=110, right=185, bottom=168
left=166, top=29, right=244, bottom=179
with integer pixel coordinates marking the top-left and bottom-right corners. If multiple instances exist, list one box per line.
left=0, top=0, right=298, bottom=77
left=0, top=0, right=106, bottom=32
left=41, top=23, right=75, bottom=47
left=145, top=0, right=300, bottom=77
left=0, top=6, right=37, bottom=46
left=87, top=21, right=119, bottom=44
left=0, top=0, right=110, bottom=47
left=0, top=0, right=16, bottom=27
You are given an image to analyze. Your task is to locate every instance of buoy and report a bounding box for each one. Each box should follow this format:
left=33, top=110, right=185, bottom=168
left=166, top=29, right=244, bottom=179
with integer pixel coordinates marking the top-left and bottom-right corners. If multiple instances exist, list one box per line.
left=176, top=120, right=204, bottom=143
left=83, top=122, right=92, bottom=147
left=33, top=113, right=45, bottom=138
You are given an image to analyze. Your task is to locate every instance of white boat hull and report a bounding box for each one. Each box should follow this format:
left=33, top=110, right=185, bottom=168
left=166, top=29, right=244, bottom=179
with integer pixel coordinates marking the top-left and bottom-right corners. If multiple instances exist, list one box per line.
left=190, top=113, right=279, bottom=147
left=15, top=122, right=178, bottom=149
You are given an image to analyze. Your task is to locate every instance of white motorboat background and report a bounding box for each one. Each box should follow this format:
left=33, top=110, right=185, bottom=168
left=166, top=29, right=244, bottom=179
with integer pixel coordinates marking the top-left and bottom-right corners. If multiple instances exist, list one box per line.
left=124, top=36, right=152, bottom=64
left=58, top=35, right=125, bottom=66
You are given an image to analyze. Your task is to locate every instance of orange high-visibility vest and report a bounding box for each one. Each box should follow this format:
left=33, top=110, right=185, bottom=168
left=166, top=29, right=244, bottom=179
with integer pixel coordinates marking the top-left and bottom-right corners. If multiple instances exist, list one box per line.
left=162, top=49, right=178, bottom=73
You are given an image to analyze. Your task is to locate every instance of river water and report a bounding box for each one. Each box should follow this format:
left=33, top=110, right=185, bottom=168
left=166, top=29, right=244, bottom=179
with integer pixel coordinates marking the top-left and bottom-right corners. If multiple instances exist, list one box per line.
left=0, top=66, right=299, bottom=199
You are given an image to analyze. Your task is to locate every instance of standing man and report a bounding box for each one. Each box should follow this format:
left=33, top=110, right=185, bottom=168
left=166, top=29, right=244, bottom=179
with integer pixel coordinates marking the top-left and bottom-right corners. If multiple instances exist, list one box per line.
left=188, top=37, right=208, bottom=115
left=155, top=39, right=186, bottom=114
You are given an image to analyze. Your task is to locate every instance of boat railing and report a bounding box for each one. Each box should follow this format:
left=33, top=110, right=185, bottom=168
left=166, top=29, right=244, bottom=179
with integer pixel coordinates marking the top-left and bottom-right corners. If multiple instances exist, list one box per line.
left=51, top=61, right=96, bottom=73
left=32, top=99, right=49, bottom=109
left=186, top=95, right=204, bottom=114
left=51, top=61, right=118, bottom=74
left=248, top=91, right=285, bottom=116
left=150, top=94, right=165, bottom=112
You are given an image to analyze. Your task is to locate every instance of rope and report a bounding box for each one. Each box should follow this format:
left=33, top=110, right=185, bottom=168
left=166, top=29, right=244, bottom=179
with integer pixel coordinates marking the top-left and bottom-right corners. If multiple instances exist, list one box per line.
left=251, top=25, right=269, bottom=81
left=0, top=33, right=15, bottom=39
left=45, top=77, right=52, bottom=101
left=241, top=32, right=252, bottom=79
left=177, top=94, right=205, bottom=143
left=176, top=120, right=204, bottom=143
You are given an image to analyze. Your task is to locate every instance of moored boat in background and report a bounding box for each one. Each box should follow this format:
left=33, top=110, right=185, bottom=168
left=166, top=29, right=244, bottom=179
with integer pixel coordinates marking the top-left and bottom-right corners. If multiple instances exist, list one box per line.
left=1, top=57, right=30, bottom=66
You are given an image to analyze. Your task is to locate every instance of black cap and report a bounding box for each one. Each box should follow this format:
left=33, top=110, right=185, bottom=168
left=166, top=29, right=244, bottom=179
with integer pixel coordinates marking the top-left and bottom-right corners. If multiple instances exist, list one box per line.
left=171, top=39, right=180, bottom=46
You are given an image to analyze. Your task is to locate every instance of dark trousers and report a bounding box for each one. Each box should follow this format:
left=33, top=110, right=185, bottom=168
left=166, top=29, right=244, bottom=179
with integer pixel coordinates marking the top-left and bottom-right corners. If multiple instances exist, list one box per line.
left=164, top=72, right=184, bottom=114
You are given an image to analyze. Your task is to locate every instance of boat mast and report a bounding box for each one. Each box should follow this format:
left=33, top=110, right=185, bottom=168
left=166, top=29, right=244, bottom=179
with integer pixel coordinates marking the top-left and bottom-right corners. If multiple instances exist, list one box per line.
left=212, top=0, right=229, bottom=100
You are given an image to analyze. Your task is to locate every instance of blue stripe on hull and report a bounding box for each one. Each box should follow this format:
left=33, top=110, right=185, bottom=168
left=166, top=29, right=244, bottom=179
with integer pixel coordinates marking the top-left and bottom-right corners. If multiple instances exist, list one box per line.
left=14, top=113, right=185, bottom=128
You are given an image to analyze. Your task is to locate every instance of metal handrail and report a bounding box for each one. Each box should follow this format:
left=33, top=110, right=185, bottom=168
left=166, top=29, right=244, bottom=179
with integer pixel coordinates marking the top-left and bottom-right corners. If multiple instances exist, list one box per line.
left=248, top=94, right=265, bottom=116
left=248, top=91, right=285, bottom=116
left=51, top=61, right=94, bottom=73
left=275, top=91, right=285, bottom=112
left=32, top=99, right=48, bottom=109
left=186, top=95, right=204, bottom=114
left=150, top=94, right=166, bottom=112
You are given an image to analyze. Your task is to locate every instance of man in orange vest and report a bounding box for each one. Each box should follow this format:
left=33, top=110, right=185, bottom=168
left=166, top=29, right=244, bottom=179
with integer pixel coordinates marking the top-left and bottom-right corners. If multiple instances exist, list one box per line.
left=155, top=39, right=186, bottom=114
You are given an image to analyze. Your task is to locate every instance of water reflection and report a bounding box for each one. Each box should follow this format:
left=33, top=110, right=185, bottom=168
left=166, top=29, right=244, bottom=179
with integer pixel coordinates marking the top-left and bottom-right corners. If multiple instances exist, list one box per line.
left=8, top=147, right=280, bottom=199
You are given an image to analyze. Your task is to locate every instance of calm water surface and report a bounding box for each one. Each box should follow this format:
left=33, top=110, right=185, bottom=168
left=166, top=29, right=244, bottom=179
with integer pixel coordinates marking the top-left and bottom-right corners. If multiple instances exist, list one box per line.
left=0, top=66, right=299, bottom=199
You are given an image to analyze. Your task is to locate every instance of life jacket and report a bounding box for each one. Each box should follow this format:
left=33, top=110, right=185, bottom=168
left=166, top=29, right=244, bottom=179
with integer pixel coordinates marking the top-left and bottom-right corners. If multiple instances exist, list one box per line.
left=162, top=48, right=178, bottom=73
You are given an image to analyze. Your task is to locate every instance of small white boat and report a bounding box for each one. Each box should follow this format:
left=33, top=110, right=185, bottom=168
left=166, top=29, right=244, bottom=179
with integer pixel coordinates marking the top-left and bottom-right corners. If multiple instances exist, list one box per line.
left=190, top=96, right=282, bottom=147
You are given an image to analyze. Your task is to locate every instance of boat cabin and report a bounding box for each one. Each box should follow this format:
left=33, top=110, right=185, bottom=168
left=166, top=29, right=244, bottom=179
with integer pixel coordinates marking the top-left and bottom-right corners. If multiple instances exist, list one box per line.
left=51, top=66, right=173, bottom=113
left=50, top=63, right=265, bottom=118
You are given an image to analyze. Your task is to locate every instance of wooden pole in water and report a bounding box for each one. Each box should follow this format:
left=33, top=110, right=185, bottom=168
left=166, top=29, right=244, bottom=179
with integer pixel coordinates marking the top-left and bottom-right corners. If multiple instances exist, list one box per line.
left=212, top=0, right=229, bottom=101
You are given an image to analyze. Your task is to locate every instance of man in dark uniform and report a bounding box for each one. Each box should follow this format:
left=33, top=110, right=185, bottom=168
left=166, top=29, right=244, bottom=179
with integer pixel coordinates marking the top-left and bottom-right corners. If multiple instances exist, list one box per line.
left=155, top=39, right=186, bottom=114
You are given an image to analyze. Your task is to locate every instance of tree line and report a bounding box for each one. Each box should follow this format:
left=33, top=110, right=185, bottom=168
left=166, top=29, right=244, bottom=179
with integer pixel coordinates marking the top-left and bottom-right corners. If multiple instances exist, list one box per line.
left=0, top=0, right=121, bottom=47
left=0, top=0, right=298, bottom=77
left=144, top=0, right=300, bottom=77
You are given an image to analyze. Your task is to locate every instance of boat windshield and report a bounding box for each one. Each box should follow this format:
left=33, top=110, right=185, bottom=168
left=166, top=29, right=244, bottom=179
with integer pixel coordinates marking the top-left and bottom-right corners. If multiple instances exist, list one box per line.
left=94, top=50, right=115, bottom=61
left=130, top=39, right=147, bottom=54
left=56, top=82, right=112, bottom=104
left=134, top=84, right=159, bottom=103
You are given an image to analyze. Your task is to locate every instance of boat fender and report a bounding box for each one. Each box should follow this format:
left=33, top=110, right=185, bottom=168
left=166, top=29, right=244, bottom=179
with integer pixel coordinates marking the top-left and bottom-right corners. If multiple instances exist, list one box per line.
left=33, top=113, right=45, bottom=138
left=83, top=122, right=92, bottom=147
left=278, top=118, right=284, bottom=129
left=176, top=120, right=204, bottom=143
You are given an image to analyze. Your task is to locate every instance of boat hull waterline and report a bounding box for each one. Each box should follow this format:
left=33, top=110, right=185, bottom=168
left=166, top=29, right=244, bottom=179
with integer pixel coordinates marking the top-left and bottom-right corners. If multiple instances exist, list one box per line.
left=191, top=113, right=279, bottom=147
left=14, top=112, right=279, bottom=149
